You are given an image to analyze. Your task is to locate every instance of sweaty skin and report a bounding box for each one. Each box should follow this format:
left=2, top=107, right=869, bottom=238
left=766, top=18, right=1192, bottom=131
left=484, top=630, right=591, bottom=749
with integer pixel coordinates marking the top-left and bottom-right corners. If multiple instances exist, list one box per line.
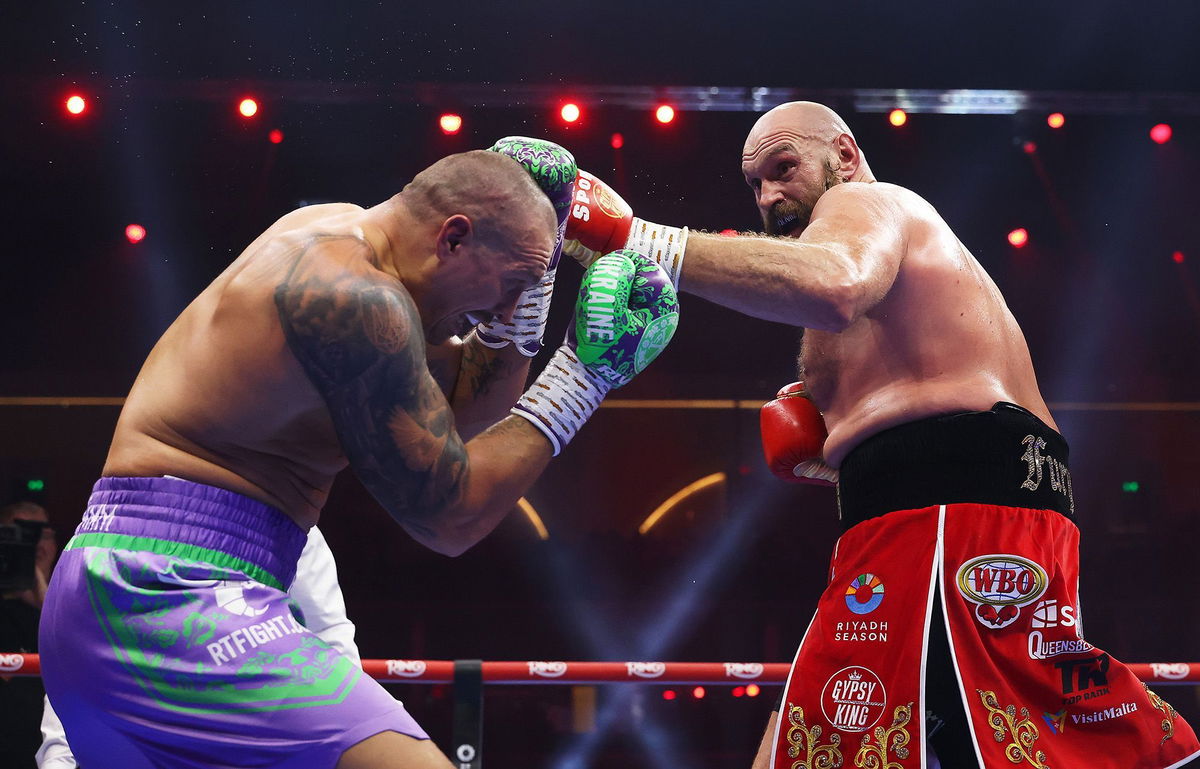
left=682, top=101, right=1055, bottom=466
left=104, top=152, right=559, bottom=556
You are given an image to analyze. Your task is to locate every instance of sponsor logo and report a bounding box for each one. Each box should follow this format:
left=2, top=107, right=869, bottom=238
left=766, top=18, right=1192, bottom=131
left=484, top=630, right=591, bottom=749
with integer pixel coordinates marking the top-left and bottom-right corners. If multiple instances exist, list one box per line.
left=956, top=554, right=1048, bottom=629
left=724, top=663, right=764, bottom=680
left=78, top=503, right=116, bottom=533
left=1069, top=702, right=1137, bottom=725
left=626, top=662, right=666, bottom=679
left=1042, top=709, right=1067, bottom=735
left=0, top=653, right=24, bottom=672
left=844, top=573, right=885, bottom=615
left=834, top=620, right=889, bottom=643
left=820, top=666, right=886, bottom=733
left=1058, top=653, right=1111, bottom=704
left=1150, top=663, right=1190, bottom=681
left=1028, top=631, right=1095, bottom=660
left=205, top=611, right=308, bottom=665
left=528, top=661, right=568, bottom=678
left=386, top=660, right=428, bottom=678
left=214, top=581, right=268, bottom=618
left=1019, top=434, right=1075, bottom=514
left=1030, top=599, right=1078, bottom=631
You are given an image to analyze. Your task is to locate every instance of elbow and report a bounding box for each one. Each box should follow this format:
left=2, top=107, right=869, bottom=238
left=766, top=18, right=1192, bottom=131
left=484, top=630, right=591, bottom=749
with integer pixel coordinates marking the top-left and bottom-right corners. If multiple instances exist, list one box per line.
left=808, top=288, right=858, bottom=332
left=403, top=520, right=481, bottom=558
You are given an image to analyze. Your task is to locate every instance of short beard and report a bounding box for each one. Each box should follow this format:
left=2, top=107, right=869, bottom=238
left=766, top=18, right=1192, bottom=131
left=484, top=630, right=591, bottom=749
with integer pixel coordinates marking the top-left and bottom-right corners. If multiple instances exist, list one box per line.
left=763, top=160, right=844, bottom=236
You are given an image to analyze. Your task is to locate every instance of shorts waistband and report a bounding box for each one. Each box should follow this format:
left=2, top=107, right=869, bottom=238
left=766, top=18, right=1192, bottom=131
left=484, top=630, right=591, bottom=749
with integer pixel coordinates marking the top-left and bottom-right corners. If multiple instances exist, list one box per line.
left=69, top=476, right=308, bottom=590
left=837, top=402, right=1075, bottom=530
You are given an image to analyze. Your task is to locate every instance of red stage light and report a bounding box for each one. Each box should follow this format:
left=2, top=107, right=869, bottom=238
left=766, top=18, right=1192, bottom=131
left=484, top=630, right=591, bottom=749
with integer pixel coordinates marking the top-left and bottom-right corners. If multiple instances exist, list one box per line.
left=238, top=98, right=259, bottom=118
left=268, top=129, right=284, bottom=144
left=732, top=686, right=746, bottom=698
left=655, top=104, right=676, bottom=124
left=1150, top=123, right=1172, bottom=144
left=439, top=113, right=463, bottom=135
left=1173, top=251, right=1185, bottom=264
left=560, top=103, right=581, bottom=124
left=719, top=229, right=738, bottom=237
left=1022, top=141, right=1037, bottom=154
left=1047, top=113, right=1065, bottom=129
left=65, top=94, right=87, bottom=116
left=692, top=686, right=706, bottom=699
left=662, top=689, right=677, bottom=701
left=888, top=109, right=907, bottom=127
left=125, top=224, right=146, bottom=244
left=746, top=684, right=761, bottom=698
left=610, top=132, right=624, bottom=149
left=1008, top=228, right=1029, bottom=248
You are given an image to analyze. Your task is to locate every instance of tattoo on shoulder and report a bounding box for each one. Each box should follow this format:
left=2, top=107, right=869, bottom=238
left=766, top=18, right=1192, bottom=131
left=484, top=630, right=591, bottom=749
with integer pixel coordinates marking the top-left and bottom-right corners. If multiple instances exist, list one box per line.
left=274, top=235, right=468, bottom=530
left=457, top=338, right=514, bottom=399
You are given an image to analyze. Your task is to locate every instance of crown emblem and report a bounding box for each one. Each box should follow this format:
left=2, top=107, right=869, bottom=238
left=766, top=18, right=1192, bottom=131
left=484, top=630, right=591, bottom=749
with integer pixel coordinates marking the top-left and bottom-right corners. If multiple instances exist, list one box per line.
left=847, top=670, right=863, bottom=681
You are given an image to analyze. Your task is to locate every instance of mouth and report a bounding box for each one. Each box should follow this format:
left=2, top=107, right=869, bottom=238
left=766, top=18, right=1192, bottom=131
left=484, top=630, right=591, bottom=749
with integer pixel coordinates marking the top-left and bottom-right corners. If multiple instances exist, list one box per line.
left=774, top=212, right=802, bottom=237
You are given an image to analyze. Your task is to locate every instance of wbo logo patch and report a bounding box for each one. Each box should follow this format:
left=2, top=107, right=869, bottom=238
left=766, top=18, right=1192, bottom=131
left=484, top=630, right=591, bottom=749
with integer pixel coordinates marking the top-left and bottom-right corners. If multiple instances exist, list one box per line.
left=957, top=554, right=1048, bottom=629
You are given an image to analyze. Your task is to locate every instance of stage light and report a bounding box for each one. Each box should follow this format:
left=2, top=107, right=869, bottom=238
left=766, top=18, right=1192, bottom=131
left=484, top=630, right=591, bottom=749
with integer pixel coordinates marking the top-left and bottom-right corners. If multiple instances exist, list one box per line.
left=65, top=94, right=87, bottom=116
left=610, top=132, right=624, bottom=149
left=662, top=689, right=677, bottom=701
left=1022, top=141, right=1037, bottom=154
left=732, top=686, right=746, bottom=698
left=1007, top=228, right=1029, bottom=248
left=439, top=113, right=463, bottom=135
left=516, top=497, right=550, bottom=540
left=1173, top=251, right=1186, bottom=264
left=1122, top=481, right=1140, bottom=493
left=125, top=224, right=147, bottom=244
left=888, top=109, right=907, bottom=127
left=719, top=229, right=738, bottom=237
left=560, top=102, right=581, bottom=124
left=238, top=98, right=259, bottom=118
left=746, top=684, right=761, bottom=697
left=1047, top=113, right=1065, bottom=129
left=655, top=104, right=675, bottom=124
left=639, top=472, right=726, bottom=534
left=268, top=129, right=284, bottom=144
left=692, top=686, right=706, bottom=700
left=25, top=479, right=45, bottom=492
left=1150, top=123, right=1172, bottom=144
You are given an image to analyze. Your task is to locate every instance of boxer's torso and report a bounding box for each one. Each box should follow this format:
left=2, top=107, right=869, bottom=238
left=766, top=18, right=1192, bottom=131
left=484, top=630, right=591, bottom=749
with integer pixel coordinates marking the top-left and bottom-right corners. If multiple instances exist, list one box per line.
left=104, top=203, right=396, bottom=529
left=802, top=183, right=1056, bottom=466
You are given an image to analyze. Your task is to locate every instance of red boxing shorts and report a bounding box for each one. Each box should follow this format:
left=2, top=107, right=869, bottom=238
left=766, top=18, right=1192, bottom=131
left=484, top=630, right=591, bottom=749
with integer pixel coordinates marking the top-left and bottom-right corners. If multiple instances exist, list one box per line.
left=769, top=403, right=1199, bottom=769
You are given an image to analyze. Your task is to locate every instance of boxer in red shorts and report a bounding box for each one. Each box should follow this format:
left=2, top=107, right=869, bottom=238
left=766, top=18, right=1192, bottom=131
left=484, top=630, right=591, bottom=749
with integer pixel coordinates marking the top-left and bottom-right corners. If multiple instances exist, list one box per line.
left=564, top=101, right=1199, bottom=768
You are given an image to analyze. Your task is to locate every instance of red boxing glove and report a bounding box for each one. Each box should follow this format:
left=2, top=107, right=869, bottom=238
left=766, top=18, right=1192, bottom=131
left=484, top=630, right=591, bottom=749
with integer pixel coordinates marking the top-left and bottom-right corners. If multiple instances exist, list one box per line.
left=760, top=382, right=839, bottom=486
left=564, top=170, right=635, bottom=266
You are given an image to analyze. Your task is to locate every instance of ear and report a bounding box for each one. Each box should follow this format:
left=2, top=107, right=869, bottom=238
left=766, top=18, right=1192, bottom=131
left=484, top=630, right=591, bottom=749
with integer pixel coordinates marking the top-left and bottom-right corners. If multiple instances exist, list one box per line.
left=435, top=215, right=472, bottom=261
left=833, top=134, right=861, bottom=181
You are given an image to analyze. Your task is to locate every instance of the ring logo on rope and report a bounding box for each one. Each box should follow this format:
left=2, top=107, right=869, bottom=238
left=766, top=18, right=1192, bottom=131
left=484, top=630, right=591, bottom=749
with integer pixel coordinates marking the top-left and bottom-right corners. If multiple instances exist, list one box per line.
left=956, top=553, right=1048, bottom=630
left=528, top=661, right=568, bottom=678
left=386, top=659, right=428, bottom=678
left=0, top=653, right=24, bottom=672
left=626, top=661, right=666, bottom=679
left=1150, top=663, right=1191, bottom=680
left=724, top=662, right=765, bottom=679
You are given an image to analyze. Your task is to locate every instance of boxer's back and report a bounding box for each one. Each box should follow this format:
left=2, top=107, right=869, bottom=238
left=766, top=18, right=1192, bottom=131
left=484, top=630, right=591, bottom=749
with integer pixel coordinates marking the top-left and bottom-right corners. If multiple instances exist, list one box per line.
left=804, top=184, right=1055, bottom=466
left=104, top=204, right=374, bottom=528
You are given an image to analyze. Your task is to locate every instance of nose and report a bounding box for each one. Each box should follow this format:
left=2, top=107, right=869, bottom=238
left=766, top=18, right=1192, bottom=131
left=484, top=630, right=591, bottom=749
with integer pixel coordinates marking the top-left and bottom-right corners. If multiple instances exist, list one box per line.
left=758, top=180, right=786, bottom=210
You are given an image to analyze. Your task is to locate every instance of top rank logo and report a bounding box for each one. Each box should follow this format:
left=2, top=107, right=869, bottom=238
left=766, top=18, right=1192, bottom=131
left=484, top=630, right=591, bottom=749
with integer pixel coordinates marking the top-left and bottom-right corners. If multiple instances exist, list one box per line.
left=957, top=554, right=1048, bottom=629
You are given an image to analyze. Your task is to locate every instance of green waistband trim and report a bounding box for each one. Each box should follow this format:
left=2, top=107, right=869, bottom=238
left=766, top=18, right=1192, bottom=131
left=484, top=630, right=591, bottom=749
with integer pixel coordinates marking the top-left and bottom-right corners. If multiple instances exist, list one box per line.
left=66, top=532, right=285, bottom=591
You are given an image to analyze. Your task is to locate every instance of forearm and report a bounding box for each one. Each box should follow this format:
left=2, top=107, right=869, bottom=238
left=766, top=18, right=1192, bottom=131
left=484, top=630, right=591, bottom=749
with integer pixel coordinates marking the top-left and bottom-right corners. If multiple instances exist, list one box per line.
left=681, top=231, right=855, bottom=331
left=750, top=709, right=779, bottom=769
left=450, top=334, right=532, bottom=440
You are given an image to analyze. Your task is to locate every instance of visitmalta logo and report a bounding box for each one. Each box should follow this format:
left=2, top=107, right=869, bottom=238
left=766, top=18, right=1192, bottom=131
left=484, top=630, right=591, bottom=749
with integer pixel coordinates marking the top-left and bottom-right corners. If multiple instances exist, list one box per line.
left=957, top=553, right=1048, bottom=629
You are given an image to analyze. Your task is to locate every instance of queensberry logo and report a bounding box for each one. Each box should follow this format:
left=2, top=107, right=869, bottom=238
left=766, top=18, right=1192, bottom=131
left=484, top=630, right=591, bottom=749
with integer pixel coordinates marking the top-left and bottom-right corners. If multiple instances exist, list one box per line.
left=957, top=554, right=1048, bottom=629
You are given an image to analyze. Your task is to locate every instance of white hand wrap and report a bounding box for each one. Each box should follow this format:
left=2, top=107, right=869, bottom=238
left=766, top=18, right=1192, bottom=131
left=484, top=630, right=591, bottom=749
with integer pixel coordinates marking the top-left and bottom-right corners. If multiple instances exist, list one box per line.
left=511, top=345, right=611, bottom=456
left=627, top=217, right=688, bottom=288
left=474, top=267, right=556, bottom=356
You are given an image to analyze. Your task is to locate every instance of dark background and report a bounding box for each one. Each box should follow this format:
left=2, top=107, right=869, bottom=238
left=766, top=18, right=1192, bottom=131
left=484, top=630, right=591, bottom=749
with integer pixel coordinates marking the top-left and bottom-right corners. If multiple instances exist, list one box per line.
left=3, top=1, right=1199, bottom=766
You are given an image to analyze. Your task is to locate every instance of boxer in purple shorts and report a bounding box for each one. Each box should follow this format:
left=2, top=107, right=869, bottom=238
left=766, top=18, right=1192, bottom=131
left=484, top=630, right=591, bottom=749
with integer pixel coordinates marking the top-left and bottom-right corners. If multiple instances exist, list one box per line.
left=39, top=141, right=678, bottom=767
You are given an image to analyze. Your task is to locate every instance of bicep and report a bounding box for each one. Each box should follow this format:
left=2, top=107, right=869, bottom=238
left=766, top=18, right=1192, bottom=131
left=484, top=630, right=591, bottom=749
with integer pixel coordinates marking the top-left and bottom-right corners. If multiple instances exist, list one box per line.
left=274, top=243, right=469, bottom=532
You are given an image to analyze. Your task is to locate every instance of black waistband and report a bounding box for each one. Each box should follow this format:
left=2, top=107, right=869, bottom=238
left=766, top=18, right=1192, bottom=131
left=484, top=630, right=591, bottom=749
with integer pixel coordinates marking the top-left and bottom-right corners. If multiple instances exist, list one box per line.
left=837, top=402, right=1075, bottom=530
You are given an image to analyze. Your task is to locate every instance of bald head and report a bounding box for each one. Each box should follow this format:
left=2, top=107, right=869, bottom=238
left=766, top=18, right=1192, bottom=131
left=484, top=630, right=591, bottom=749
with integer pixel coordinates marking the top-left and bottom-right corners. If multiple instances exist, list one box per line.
left=401, top=150, right=557, bottom=251
left=743, top=101, right=855, bottom=159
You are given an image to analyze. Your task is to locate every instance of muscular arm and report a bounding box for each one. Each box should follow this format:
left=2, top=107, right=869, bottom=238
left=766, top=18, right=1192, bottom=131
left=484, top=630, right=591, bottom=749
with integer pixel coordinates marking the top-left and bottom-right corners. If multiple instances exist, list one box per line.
left=275, top=236, right=551, bottom=556
left=681, top=184, right=907, bottom=331
left=424, top=334, right=532, bottom=441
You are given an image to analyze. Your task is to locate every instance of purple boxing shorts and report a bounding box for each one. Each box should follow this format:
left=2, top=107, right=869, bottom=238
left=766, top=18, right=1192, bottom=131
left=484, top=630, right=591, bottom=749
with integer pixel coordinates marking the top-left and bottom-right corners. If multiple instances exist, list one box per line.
left=40, top=476, right=428, bottom=769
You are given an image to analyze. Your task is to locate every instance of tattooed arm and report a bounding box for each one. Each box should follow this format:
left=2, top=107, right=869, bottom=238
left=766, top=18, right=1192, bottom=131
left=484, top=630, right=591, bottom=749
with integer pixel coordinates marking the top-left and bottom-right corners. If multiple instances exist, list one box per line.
left=276, top=236, right=552, bottom=556
left=423, top=335, right=532, bottom=441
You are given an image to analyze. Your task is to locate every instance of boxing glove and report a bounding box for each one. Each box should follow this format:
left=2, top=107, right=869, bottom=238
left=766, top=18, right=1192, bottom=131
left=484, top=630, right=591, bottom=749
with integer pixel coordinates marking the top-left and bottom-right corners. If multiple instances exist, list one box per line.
left=564, top=170, right=687, bottom=288
left=512, top=250, right=679, bottom=455
left=761, top=382, right=839, bottom=486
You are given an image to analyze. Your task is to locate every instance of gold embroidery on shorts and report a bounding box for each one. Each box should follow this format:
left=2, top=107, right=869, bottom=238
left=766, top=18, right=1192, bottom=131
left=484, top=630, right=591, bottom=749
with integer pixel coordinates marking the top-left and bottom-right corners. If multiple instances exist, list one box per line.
left=1144, top=684, right=1178, bottom=746
left=853, top=702, right=913, bottom=768
left=977, top=689, right=1050, bottom=768
left=784, top=703, right=844, bottom=768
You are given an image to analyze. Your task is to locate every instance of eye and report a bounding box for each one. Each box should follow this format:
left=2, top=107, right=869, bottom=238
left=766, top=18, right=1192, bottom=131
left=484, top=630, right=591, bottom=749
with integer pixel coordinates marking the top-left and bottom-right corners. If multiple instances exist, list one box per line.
left=777, top=161, right=796, bottom=177
left=747, top=177, right=762, bottom=192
